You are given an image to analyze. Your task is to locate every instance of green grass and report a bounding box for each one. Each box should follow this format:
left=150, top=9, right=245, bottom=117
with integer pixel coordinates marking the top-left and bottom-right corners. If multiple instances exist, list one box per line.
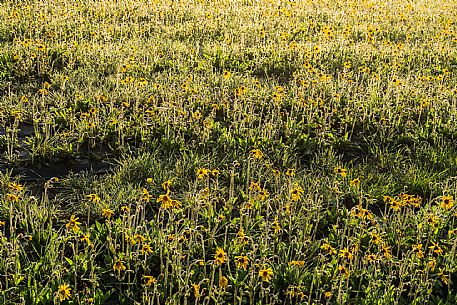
left=1, top=0, right=457, bottom=304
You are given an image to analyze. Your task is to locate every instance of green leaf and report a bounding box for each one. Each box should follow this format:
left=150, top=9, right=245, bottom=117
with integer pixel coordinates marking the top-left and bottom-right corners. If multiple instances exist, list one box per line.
left=65, top=257, right=74, bottom=267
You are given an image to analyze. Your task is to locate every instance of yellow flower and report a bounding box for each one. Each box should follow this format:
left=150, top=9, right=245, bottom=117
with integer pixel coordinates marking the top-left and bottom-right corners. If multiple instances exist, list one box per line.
left=193, top=283, right=201, bottom=299
left=214, top=248, right=227, bottom=265
left=146, top=177, right=153, bottom=184
left=80, top=233, right=92, bottom=247
left=285, top=168, right=295, bottom=177
left=249, top=181, right=261, bottom=191
left=250, top=149, right=263, bottom=160
left=391, top=200, right=404, bottom=211
left=258, top=267, right=273, bottom=282
left=37, top=88, right=49, bottom=95
left=339, top=248, right=354, bottom=260
left=8, top=182, right=24, bottom=192
left=364, top=253, right=378, bottom=263
left=428, top=241, right=443, bottom=255
left=113, top=258, right=126, bottom=272
left=6, top=193, right=19, bottom=202
left=334, top=166, right=347, bottom=178
left=320, top=243, right=336, bottom=255
left=257, top=188, right=269, bottom=201
left=223, top=70, right=232, bottom=79
left=212, top=169, right=220, bottom=177
left=196, top=168, right=209, bottom=180
left=192, top=111, right=202, bottom=120
left=161, top=180, right=172, bottom=191
left=219, top=275, right=228, bottom=289
left=286, top=285, right=303, bottom=298
left=290, top=184, right=304, bottom=202
left=121, top=76, right=134, bottom=84
left=134, top=234, right=146, bottom=244
left=56, top=283, right=71, bottom=302
left=289, top=260, right=305, bottom=266
left=236, top=228, right=248, bottom=245
left=66, top=215, right=81, bottom=233
left=143, top=275, right=157, bottom=286
left=438, top=268, right=449, bottom=285
left=157, top=192, right=173, bottom=209
left=142, top=188, right=153, bottom=202
left=87, top=194, right=101, bottom=203
left=382, top=245, right=392, bottom=259
left=338, top=265, right=350, bottom=277
left=350, top=178, right=360, bottom=187
left=235, top=256, right=249, bottom=270
left=137, top=77, right=148, bottom=87
left=426, top=214, right=438, bottom=226
left=141, top=243, right=153, bottom=255
left=428, top=258, right=437, bottom=271
left=273, top=217, right=282, bottom=234
left=125, top=234, right=136, bottom=246
left=369, top=232, right=383, bottom=245
left=350, top=205, right=373, bottom=220
left=20, top=95, right=29, bottom=103
left=412, top=244, right=425, bottom=259
left=441, top=196, right=454, bottom=210
left=171, top=199, right=181, bottom=209
left=101, top=208, right=114, bottom=219
left=235, top=86, right=247, bottom=97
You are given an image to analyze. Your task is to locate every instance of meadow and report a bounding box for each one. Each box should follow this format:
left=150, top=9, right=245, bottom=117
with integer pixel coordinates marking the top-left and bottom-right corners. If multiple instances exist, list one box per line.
left=1, top=0, right=457, bottom=304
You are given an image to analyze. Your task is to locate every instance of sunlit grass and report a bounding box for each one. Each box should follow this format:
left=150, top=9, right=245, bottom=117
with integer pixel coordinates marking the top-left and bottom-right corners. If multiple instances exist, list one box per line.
left=1, top=0, right=457, bottom=304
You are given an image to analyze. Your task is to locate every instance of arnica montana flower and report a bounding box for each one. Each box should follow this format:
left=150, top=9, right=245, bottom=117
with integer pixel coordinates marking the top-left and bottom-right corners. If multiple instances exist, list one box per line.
left=113, top=258, right=126, bottom=273
left=8, top=182, right=24, bottom=192
left=142, top=188, right=152, bottom=202
left=80, top=233, right=92, bottom=247
left=87, top=193, right=101, bottom=203
left=6, top=194, right=19, bottom=202
left=334, top=166, right=347, bottom=178
left=320, top=243, right=336, bottom=255
left=66, top=215, right=81, bottom=233
left=161, top=179, right=172, bottom=190
left=214, top=248, right=227, bottom=265
left=101, top=208, right=114, bottom=219
left=412, top=244, right=425, bottom=259
left=290, top=184, right=304, bottom=202
left=259, top=267, right=273, bottom=282
left=339, top=248, right=354, bottom=260
left=193, top=283, right=200, bottom=299
left=196, top=168, right=209, bottom=180
left=141, top=244, right=153, bottom=255
left=235, top=256, right=249, bottom=270
left=56, top=283, right=71, bottom=302
left=143, top=275, right=157, bottom=287
left=250, top=149, right=263, bottom=159
left=441, top=195, right=454, bottom=210
left=219, top=275, right=228, bottom=289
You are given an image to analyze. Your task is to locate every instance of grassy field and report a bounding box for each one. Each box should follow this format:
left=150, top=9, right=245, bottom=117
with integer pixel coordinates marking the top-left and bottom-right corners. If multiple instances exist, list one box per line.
left=1, top=0, right=457, bottom=304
